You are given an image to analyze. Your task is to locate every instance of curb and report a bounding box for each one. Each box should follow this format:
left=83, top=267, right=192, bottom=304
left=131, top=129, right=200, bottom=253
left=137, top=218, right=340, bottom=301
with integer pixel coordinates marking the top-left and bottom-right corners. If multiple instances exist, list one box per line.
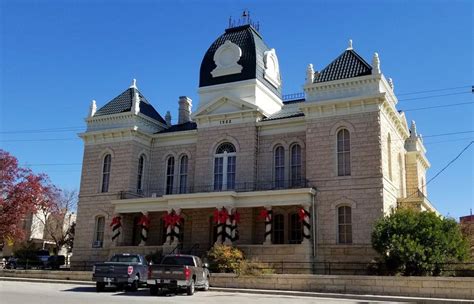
left=0, top=277, right=471, bottom=303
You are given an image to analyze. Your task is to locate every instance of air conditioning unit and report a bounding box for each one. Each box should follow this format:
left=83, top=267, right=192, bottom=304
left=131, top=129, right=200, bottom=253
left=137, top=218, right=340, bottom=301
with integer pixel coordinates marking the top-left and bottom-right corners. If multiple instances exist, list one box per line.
left=92, top=241, right=103, bottom=248
left=151, top=193, right=157, bottom=198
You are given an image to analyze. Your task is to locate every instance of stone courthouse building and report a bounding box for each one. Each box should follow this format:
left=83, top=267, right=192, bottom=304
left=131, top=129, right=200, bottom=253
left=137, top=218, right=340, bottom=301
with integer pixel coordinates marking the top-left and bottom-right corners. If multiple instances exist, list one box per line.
left=72, top=21, right=436, bottom=270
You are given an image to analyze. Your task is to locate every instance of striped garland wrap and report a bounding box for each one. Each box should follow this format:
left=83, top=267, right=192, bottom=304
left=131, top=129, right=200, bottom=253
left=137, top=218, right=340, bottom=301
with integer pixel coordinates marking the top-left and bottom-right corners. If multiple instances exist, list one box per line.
left=163, top=209, right=182, bottom=244
left=110, top=216, right=122, bottom=241
left=260, top=208, right=273, bottom=244
left=138, top=212, right=150, bottom=246
left=298, top=207, right=311, bottom=240
left=213, top=207, right=231, bottom=244
left=230, top=209, right=240, bottom=242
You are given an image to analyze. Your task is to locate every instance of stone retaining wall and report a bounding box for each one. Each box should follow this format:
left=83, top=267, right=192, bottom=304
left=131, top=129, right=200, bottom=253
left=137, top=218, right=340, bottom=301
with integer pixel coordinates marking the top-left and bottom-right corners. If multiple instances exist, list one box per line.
left=210, top=273, right=474, bottom=300
left=1, top=270, right=473, bottom=300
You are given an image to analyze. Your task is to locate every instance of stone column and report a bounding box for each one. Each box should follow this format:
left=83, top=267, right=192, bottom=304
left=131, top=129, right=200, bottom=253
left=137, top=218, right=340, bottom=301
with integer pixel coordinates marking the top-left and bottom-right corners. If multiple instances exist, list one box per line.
left=172, top=208, right=181, bottom=245
left=263, top=206, right=273, bottom=245
left=110, top=214, right=122, bottom=245
left=139, top=212, right=149, bottom=246
left=301, top=205, right=311, bottom=244
left=230, top=208, right=239, bottom=242
left=214, top=207, right=223, bottom=246
left=223, top=207, right=232, bottom=245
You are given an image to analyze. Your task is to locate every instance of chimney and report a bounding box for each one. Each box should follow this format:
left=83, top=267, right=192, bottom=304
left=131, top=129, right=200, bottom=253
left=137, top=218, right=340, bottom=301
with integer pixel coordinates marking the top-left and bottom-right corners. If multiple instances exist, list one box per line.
left=178, top=96, right=192, bottom=124
left=165, top=111, right=172, bottom=127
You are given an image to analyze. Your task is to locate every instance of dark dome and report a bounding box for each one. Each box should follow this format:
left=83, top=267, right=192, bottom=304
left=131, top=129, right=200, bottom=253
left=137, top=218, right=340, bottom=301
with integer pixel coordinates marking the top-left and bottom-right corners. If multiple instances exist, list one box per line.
left=199, top=25, right=281, bottom=97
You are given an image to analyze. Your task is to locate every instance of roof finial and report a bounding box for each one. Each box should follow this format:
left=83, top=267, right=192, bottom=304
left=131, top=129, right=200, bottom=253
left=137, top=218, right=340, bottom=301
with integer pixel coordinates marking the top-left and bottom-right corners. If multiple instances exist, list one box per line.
left=89, top=99, right=97, bottom=117
left=410, top=120, right=417, bottom=138
left=388, top=77, right=394, bottom=90
left=306, top=63, right=315, bottom=84
left=347, top=39, right=353, bottom=50
left=130, top=78, right=137, bottom=89
left=372, top=52, right=381, bottom=75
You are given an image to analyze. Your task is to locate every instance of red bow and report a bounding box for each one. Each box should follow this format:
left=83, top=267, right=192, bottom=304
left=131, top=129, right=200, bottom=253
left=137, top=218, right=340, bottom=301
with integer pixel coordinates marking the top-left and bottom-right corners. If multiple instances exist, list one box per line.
left=298, top=208, right=307, bottom=222
left=213, top=208, right=229, bottom=223
left=258, top=209, right=269, bottom=221
left=138, top=214, right=150, bottom=227
left=110, top=216, right=121, bottom=227
left=213, top=209, right=219, bottom=223
left=163, top=211, right=182, bottom=228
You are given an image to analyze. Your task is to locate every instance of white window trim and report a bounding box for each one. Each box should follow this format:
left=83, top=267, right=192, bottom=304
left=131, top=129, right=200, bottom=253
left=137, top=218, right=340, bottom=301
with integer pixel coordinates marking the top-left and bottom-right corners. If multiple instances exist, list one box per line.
left=213, top=150, right=236, bottom=191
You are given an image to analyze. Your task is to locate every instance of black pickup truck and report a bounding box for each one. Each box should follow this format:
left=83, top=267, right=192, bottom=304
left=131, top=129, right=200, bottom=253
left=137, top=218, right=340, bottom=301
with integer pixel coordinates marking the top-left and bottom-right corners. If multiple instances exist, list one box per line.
left=147, top=254, right=210, bottom=296
left=92, top=253, right=149, bottom=292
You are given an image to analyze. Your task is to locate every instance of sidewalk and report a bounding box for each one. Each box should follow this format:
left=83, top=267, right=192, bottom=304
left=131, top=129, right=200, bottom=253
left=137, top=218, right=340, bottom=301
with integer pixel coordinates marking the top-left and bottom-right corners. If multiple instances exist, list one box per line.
left=0, top=276, right=471, bottom=303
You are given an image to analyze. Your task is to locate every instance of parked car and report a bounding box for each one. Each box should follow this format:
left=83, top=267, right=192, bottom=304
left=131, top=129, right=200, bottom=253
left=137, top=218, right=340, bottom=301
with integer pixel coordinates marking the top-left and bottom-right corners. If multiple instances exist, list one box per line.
left=47, top=255, right=65, bottom=269
left=92, top=253, right=149, bottom=292
left=147, top=254, right=210, bottom=296
left=5, top=250, right=50, bottom=269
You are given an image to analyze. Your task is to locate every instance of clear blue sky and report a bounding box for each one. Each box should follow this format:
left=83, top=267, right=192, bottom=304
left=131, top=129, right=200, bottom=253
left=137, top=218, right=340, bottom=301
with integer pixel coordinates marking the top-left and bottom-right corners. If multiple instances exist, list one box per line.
left=1, top=0, right=472, bottom=219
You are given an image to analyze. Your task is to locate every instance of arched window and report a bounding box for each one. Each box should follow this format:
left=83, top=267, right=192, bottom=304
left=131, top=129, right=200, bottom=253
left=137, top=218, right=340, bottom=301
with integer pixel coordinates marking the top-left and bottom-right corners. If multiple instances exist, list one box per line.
left=101, top=154, right=111, bottom=193
left=388, top=134, right=393, bottom=181
left=272, top=214, right=284, bottom=244
left=338, top=206, right=352, bottom=244
left=274, top=146, right=285, bottom=188
left=337, top=129, right=351, bottom=176
left=166, top=156, right=175, bottom=195
left=290, top=144, right=302, bottom=187
left=214, top=143, right=236, bottom=191
left=137, top=155, right=145, bottom=194
left=398, top=153, right=404, bottom=197
left=179, top=155, right=189, bottom=194
left=288, top=213, right=302, bottom=244
left=93, top=216, right=105, bottom=247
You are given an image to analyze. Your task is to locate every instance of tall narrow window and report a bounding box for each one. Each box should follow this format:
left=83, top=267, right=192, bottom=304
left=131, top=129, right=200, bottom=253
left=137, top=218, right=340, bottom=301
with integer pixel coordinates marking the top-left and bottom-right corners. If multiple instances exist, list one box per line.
left=388, top=134, right=393, bottom=181
left=338, top=206, right=352, bottom=244
left=398, top=153, right=404, bottom=197
left=214, top=143, right=236, bottom=191
left=337, top=129, right=351, bottom=176
left=101, top=154, right=111, bottom=193
left=179, top=155, right=188, bottom=194
left=288, top=213, right=302, bottom=244
left=274, top=146, right=285, bottom=188
left=290, top=144, right=302, bottom=187
left=272, top=214, right=284, bottom=244
left=93, top=216, right=105, bottom=247
left=137, top=155, right=145, bottom=194
left=166, top=156, right=175, bottom=194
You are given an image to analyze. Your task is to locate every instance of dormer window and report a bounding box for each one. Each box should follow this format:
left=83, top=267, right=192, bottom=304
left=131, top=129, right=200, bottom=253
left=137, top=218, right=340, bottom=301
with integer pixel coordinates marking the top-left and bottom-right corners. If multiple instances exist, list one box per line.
left=211, top=40, right=243, bottom=78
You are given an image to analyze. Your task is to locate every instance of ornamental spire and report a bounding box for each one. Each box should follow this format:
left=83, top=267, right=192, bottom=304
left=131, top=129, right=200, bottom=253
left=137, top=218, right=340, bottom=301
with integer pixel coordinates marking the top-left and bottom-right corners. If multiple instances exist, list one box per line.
left=306, top=63, right=315, bottom=84
left=372, top=52, right=381, bottom=75
left=89, top=100, right=97, bottom=117
left=129, top=78, right=137, bottom=89
left=347, top=39, right=353, bottom=50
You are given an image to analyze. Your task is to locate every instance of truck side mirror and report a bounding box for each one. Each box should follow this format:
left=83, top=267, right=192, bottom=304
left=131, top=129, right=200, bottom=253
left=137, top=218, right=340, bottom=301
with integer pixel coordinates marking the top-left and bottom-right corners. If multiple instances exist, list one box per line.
left=203, top=263, right=209, bottom=268
left=148, top=261, right=153, bottom=266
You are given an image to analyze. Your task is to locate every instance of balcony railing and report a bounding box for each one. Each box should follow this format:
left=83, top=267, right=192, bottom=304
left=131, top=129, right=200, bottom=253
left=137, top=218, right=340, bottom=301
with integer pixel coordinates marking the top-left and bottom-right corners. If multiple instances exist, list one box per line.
left=120, top=179, right=312, bottom=199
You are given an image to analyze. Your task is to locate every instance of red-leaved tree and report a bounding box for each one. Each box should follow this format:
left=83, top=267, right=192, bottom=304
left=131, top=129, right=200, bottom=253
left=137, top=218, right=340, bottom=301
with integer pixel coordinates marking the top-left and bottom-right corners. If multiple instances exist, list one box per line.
left=0, top=149, right=59, bottom=247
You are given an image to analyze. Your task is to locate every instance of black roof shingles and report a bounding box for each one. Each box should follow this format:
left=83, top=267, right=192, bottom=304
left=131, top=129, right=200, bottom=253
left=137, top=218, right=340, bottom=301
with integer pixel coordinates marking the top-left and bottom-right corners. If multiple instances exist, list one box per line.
left=158, top=121, right=197, bottom=134
left=199, top=25, right=281, bottom=97
left=263, top=99, right=305, bottom=121
left=94, top=88, right=166, bottom=124
left=314, top=49, right=372, bottom=83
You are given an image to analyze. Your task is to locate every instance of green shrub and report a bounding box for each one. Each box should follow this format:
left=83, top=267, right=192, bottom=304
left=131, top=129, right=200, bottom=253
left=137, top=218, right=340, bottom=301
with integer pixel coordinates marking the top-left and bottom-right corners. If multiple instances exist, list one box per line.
left=238, top=259, right=275, bottom=276
left=371, top=208, right=469, bottom=276
left=207, top=245, right=244, bottom=273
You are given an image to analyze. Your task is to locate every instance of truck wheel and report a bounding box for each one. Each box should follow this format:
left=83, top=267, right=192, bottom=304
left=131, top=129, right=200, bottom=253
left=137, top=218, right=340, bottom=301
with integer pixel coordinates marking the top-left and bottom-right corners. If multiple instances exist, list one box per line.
left=203, top=277, right=210, bottom=291
left=186, top=280, right=195, bottom=296
left=149, top=285, right=158, bottom=296
left=96, top=282, right=105, bottom=292
left=129, top=276, right=139, bottom=292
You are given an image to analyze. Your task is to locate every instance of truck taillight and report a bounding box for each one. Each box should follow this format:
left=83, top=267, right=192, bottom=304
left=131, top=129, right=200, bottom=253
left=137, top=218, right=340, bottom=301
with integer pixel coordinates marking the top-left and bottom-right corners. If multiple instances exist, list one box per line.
left=127, top=266, right=133, bottom=276
left=184, top=266, right=191, bottom=280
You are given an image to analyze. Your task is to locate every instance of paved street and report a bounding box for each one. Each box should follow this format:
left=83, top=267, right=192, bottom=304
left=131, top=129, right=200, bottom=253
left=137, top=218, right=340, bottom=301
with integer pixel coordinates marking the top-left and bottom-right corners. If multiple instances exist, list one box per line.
left=0, top=281, right=415, bottom=304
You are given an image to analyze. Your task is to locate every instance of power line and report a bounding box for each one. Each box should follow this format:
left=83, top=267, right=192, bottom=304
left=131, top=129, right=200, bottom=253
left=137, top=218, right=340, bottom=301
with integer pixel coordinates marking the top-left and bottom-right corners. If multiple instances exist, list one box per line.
left=425, top=141, right=474, bottom=186
left=21, top=163, right=82, bottom=166
left=0, top=138, right=78, bottom=142
left=398, top=91, right=471, bottom=102
left=396, top=85, right=471, bottom=96
left=424, top=137, right=474, bottom=145
left=402, top=101, right=474, bottom=112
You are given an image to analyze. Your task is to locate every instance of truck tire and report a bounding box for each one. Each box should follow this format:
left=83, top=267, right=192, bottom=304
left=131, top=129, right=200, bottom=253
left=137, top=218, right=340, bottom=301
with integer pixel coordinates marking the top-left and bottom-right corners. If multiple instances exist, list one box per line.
left=202, top=276, right=210, bottom=291
left=96, top=282, right=105, bottom=292
left=129, top=275, right=139, bottom=291
left=149, top=285, right=158, bottom=296
left=186, top=280, right=195, bottom=296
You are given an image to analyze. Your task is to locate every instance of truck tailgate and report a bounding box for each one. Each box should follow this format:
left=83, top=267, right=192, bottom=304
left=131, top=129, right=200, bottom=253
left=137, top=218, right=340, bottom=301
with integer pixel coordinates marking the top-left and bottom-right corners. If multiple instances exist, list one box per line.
left=149, top=265, right=186, bottom=281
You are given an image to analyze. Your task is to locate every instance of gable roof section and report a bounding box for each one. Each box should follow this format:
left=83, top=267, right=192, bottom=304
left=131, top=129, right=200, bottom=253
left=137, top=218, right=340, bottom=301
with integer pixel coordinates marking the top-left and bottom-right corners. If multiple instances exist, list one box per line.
left=95, top=87, right=166, bottom=124
left=314, top=49, right=372, bottom=83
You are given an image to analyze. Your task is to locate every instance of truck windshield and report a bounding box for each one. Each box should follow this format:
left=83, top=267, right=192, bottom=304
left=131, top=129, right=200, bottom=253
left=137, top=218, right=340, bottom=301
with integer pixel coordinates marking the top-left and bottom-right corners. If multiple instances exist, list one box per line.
left=161, top=256, right=194, bottom=266
left=109, top=255, right=140, bottom=263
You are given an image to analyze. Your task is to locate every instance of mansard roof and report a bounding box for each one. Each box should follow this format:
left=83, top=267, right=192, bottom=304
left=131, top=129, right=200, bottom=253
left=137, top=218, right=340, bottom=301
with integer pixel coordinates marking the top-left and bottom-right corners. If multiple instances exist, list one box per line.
left=263, top=99, right=305, bottom=121
left=95, top=87, right=166, bottom=124
left=199, top=24, right=281, bottom=96
left=314, top=49, right=372, bottom=83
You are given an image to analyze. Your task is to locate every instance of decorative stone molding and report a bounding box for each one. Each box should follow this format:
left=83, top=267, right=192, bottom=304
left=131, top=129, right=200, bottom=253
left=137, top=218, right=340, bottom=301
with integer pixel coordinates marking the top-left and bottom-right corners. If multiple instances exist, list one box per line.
left=305, top=64, right=314, bottom=85
left=89, top=100, right=97, bottom=117
left=331, top=196, right=357, bottom=210
left=209, top=135, right=240, bottom=155
left=329, top=120, right=356, bottom=136
left=263, top=48, right=281, bottom=88
left=211, top=40, right=243, bottom=78
left=372, top=53, right=381, bottom=75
